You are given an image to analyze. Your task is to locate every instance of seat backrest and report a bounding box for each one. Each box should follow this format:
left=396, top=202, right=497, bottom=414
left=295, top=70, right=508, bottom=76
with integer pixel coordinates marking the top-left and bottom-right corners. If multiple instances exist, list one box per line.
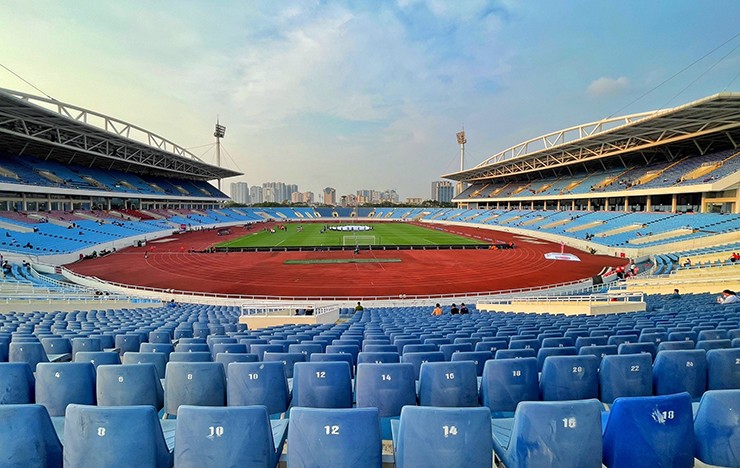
left=652, top=349, right=707, bottom=399
left=540, top=355, right=599, bottom=401
left=41, top=337, right=72, bottom=355
left=657, top=341, right=695, bottom=352
left=603, top=392, right=694, bottom=468
left=418, top=361, right=478, bottom=407
left=292, top=361, right=353, bottom=409
left=693, top=389, right=740, bottom=468
left=536, top=346, right=577, bottom=372
left=74, top=351, right=121, bottom=369
left=71, top=338, right=102, bottom=358
left=9, top=342, right=49, bottom=370
left=175, top=405, right=280, bottom=468
left=0, top=362, right=35, bottom=404
left=114, top=334, right=141, bottom=354
left=227, top=361, right=290, bottom=415
left=450, top=351, right=493, bottom=376
left=35, top=362, right=96, bottom=416
left=706, top=348, right=740, bottom=390
left=250, top=343, right=285, bottom=360
left=309, top=353, right=355, bottom=377
left=577, top=344, right=617, bottom=367
left=695, top=339, right=732, bottom=351
left=148, top=331, right=171, bottom=344
left=211, top=343, right=247, bottom=359
left=263, top=352, right=306, bottom=379
left=0, top=404, right=62, bottom=468
left=502, top=399, right=602, bottom=468
left=438, top=343, right=473, bottom=361
left=394, top=406, right=492, bottom=468
left=169, top=351, right=212, bottom=362
left=122, top=352, right=167, bottom=379
left=479, top=357, right=539, bottom=414
left=215, top=352, right=258, bottom=372
left=618, top=342, right=657, bottom=360
left=289, top=343, right=323, bottom=359
left=96, top=364, right=163, bottom=410
left=401, top=351, right=446, bottom=380
left=288, top=407, right=381, bottom=468
left=598, top=353, right=652, bottom=404
left=63, top=404, right=172, bottom=468
left=355, top=363, right=417, bottom=418
left=495, top=348, right=536, bottom=360
left=139, top=343, right=174, bottom=355
left=357, top=351, right=400, bottom=364
left=164, top=362, right=226, bottom=417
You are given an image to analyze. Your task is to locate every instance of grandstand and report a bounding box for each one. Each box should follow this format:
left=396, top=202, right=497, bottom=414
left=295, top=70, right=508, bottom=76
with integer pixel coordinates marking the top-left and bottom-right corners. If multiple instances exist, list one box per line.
left=0, top=88, right=739, bottom=466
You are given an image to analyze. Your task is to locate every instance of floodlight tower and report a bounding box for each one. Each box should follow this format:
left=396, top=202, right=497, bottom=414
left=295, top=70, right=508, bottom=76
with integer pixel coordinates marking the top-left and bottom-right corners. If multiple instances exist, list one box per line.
left=456, top=129, right=466, bottom=196
left=214, top=120, right=226, bottom=190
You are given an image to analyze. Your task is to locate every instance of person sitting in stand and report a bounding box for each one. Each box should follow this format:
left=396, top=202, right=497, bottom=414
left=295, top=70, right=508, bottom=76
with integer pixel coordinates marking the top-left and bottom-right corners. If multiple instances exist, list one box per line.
left=354, top=302, right=364, bottom=312
left=459, top=303, right=469, bottom=314
left=432, top=303, right=443, bottom=316
left=670, top=289, right=681, bottom=300
left=450, top=303, right=459, bottom=315
left=717, top=289, right=739, bottom=304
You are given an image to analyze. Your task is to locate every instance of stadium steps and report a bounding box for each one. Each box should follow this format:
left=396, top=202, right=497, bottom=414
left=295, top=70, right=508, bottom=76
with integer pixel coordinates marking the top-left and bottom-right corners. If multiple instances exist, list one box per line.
left=597, top=224, right=642, bottom=238
left=627, top=228, right=694, bottom=245
left=0, top=219, right=34, bottom=233
left=565, top=220, right=604, bottom=232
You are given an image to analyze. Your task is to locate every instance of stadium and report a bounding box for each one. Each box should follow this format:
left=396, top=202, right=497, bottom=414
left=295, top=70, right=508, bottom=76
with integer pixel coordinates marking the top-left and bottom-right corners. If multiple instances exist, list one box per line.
left=0, top=89, right=739, bottom=466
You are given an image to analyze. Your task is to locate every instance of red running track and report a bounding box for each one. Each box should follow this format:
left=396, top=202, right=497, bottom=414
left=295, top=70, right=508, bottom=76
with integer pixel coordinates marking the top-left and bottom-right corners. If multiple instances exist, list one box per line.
left=68, top=223, right=626, bottom=298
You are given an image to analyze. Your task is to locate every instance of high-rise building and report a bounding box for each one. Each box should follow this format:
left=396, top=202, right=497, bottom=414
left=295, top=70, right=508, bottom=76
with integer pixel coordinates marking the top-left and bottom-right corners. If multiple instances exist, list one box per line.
left=263, top=187, right=275, bottom=203
left=303, top=191, right=314, bottom=204
left=249, top=185, right=263, bottom=204
left=323, top=187, right=336, bottom=205
left=230, top=182, right=249, bottom=205
left=291, top=192, right=303, bottom=203
left=431, top=181, right=454, bottom=203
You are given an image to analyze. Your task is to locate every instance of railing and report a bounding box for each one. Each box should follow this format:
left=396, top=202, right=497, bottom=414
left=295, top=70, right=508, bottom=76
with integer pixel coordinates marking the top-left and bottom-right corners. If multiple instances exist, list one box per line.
left=241, top=304, right=339, bottom=317
left=479, top=290, right=645, bottom=306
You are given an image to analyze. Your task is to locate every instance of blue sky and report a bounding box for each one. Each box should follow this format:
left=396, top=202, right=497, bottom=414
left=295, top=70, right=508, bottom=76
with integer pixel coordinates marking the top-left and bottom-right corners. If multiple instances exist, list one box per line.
left=1, top=1, right=739, bottom=200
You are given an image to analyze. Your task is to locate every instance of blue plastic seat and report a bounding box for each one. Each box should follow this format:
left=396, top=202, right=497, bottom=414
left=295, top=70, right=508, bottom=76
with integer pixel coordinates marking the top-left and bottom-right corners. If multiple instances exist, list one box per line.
left=475, top=340, right=507, bottom=354
left=251, top=343, right=289, bottom=360
left=577, top=344, right=617, bottom=366
left=450, top=350, right=492, bottom=376
left=9, top=342, right=49, bottom=370
left=216, top=352, right=258, bottom=372
left=35, top=362, right=96, bottom=416
left=175, top=405, right=287, bottom=468
left=495, top=348, right=536, bottom=359
left=602, top=392, right=694, bottom=468
left=393, top=406, right=493, bottom=468
left=174, top=342, right=210, bottom=353
left=357, top=351, right=400, bottom=364
left=509, top=338, right=540, bottom=353
left=139, top=343, right=174, bottom=355
left=492, top=399, right=603, bottom=468
left=0, top=362, right=35, bottom=404
left=122, top=352, right=167, bottom=379
left=652, top=349, right=707, bottom=399
left=227, top=361, right=290, bottom=416
left=618, top=342, right=657, bottom=360
left=288, top=407, right=381, bottom=468
left=402, top=343, right=437, bottom=354
left=575, top=336, right=608, bottom=350
left=288, top=343, right=323, bottom=359
left=355, top=363, right=417, bottom=439
left=363, top=344, right=398, bottom=353
left=71, top=338, right=102, bottom=359
left=401, top=351, right=445, bottom=379
left=210, top=343, right=247, bottom=359
left=148, top=331, right=171, bottom=344
left=96, top=363, right=163, bottom=410
left=540, top=355, right=599, bottom=401
left=291, top=361, right=352, bottom=409
left=168, top=351, right=212, bottom=362
left=263, top=352, right=306, bottom=379
left=164, top=362, right=226, bottom=417
left=657, top=341, right=695, bottom=352
left=706, top=348, right=740, bottom=390
left=0, top=404, right=62, bottom=468
left=310, top=352, right=355, bottom=377
left=63, top=404, right=172, bottom=467
left=114, top=334, right=141, bottom=355
left=479, top=357, right=539, bottom=416
left=41, top=338, right=72, bottom=361
left=438, top=343, right=473, bottom=361
left=73, top=351, right=121, bottom=370
left=693, top=389, right=740, bottom=468
left=418, top=361, right=478, bottom=407
left=536, top=346, right=577, bottom=372
left=598, top=353, right=652, bottom=404
left=695, top=339, right=732, bottom=351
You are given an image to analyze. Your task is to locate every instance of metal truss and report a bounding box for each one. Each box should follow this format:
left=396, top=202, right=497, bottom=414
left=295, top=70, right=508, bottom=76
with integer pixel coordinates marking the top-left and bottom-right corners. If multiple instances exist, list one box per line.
left=443, top=93, right=740, bottom=182
left=0, top=88, right=240, bottom=180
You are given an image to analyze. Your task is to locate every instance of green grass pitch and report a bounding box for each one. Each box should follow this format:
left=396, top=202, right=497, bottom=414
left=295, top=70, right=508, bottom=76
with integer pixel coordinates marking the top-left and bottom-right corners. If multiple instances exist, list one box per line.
left=215, top=222, right=486, bottom=248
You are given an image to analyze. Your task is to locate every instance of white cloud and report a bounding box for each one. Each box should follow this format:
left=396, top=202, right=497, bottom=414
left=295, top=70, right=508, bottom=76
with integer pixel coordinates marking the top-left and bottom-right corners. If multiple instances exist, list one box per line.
left=587, top=76, right=630, bottom=98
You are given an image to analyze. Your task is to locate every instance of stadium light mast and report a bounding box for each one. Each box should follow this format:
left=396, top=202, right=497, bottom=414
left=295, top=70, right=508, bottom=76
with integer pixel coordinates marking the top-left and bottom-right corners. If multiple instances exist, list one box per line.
left=456, top=129, right=466, bottom=196
left=214, top=119, right=226, bottom=190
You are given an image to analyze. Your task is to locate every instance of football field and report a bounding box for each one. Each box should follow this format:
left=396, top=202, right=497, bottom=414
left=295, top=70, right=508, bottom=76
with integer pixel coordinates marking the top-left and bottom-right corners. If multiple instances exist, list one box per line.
left=216, top=222, right=487, bottom=248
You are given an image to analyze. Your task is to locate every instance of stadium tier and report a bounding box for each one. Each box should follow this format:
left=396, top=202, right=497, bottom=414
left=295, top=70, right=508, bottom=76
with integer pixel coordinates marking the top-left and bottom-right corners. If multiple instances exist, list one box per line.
left=0, top=295, right=738, bottom=466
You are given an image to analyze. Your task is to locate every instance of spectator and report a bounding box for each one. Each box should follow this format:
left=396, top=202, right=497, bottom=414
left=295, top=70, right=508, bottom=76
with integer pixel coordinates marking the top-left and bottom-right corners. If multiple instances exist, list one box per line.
left=450, top=303, right=459, bottom=315
left=354, top=302, right=364, bottom=312
left=459, top=303, right=469, bottom=314
left=683, top=258, right=692, bottom=267
left=717, top=290, right=739, bottom=304
left=432, top=303, right=443, bottom=316
left=730, top=252, right=739, bottom=263
left=670, top=289, right=681, bottom=300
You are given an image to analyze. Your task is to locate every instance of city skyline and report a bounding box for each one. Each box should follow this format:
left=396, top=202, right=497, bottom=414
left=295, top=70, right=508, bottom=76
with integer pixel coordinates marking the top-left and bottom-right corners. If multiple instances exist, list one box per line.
left=1, top=1, right=738, bottom=198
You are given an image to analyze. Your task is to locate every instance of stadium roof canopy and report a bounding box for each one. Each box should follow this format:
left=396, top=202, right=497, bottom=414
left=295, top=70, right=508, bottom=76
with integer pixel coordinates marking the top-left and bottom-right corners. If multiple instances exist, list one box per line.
left=0, top=87, right=241, bottom=180
left=443, top=92, right=740, bottom=182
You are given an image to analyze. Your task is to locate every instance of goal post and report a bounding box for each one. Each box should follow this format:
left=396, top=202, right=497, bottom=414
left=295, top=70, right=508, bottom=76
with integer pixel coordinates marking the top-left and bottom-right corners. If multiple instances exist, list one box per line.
left=342, top=235, right=378, bottom=246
